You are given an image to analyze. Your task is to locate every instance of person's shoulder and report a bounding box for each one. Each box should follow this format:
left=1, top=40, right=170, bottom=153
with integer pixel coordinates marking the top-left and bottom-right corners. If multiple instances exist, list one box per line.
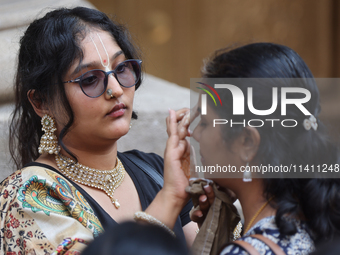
left=17, top=163, right=59, bottom=181
left=0, top=169, right=23, bottom=190
left=0, top=163, right=70, bottom=193
left=0, top=169, right=25, bottom=217
left=0, top=166, right=45, bottom=192
left=118, top=149, right=164, bottom=171
left=219, top=243, right=250, bottom=255
left=220, top=232, right=277, bottom=255
left=220, top=216, right=315, bottom=255
left=119, top=149, right=163, bottom=161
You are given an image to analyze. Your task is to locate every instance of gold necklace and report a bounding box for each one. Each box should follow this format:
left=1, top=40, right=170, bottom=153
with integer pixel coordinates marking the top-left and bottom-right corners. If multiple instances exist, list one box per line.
left=243, top=196, right=274, bottom=234
left=55, top=154, right=125, bottom=209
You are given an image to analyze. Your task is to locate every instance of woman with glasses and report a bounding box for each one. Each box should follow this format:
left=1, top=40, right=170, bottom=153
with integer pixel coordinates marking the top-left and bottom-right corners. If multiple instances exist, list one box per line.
left=1, top=7, right=195, bottom=254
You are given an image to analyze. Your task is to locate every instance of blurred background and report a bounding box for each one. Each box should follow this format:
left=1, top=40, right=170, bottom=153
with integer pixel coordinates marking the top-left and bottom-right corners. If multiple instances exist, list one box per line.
left=89, top=0, right=340, bottom=136
left=89, top=0, right=340, bottom=87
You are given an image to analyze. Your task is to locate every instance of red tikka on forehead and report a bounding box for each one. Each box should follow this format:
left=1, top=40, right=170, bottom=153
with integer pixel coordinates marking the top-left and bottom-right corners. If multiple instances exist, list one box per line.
left=90, top=33, right=111, bottom=72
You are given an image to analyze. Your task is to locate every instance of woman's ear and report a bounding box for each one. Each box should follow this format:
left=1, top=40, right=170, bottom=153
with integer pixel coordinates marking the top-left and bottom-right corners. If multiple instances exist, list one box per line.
left=27, top=90, right=49, bottom=118
left=237, top=126, right=260, bottom=163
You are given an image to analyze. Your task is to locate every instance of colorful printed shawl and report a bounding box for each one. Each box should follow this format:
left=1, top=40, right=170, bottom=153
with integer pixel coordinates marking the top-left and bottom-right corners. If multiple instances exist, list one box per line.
left=0, top=166, right=104, bottom=255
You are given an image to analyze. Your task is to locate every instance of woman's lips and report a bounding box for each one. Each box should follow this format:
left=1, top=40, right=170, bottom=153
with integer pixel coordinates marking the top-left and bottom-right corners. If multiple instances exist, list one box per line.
left=107, top=103, right=126, bottom=118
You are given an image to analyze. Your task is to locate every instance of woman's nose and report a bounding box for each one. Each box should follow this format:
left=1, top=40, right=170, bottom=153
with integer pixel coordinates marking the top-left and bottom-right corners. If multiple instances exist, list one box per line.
left=105, top=73, right=123, bottom=99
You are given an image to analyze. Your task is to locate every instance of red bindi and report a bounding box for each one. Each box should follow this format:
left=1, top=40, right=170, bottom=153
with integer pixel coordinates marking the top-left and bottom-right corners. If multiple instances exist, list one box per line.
left=103, top=59, right=107, bottom=63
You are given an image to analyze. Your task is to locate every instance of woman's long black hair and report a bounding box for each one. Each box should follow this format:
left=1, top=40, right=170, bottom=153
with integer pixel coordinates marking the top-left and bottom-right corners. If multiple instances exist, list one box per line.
left=9, top=7, right=142, bottom=169
left=202, top=43, right=340, bottom=243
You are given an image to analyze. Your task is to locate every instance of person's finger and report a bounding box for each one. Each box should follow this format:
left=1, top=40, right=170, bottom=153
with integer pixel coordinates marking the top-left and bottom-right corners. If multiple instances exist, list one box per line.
left=198, top=194, right=211, bottom=215
left=177, top=140, right=187, bottom=155
left=176, top=108, right=189, bottom=121
left=179, top=140, right=191, bottom=179
left=167, top=109, right=178, bottom=138
left=203, top=184, right=215, bottom=206
left=187, top=129, right=193, bottom=137
left=166, top=112, right=170, bottom=136
left=166, top=108, right=189, bottom=137
left=177, top=111, right=190, bottom=140
left=166, top=109, right=178, bottom=137
left=190, top=209, right=204, bottom=224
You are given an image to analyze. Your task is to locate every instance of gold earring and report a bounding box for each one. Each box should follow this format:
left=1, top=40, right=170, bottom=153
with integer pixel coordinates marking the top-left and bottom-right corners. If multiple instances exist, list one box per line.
left=38, top=114, right=60, bottom=155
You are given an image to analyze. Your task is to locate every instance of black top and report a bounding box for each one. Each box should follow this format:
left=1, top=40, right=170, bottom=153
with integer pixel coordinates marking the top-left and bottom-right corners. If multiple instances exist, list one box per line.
left=25, top=150, right=192, bottom=242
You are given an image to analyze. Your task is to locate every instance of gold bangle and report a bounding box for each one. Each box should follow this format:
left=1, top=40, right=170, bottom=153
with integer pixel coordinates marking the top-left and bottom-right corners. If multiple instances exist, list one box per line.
left=134, top=211, right=176, bottom=237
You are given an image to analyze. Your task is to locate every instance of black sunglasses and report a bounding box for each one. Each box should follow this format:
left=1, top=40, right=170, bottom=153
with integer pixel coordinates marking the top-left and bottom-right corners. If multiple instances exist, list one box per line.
left=63, top=59, right=142, bottom=98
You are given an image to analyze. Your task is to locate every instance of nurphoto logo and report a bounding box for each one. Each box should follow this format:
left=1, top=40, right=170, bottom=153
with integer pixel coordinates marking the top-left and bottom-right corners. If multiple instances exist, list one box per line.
left=197, top=81, right=312, bottom=128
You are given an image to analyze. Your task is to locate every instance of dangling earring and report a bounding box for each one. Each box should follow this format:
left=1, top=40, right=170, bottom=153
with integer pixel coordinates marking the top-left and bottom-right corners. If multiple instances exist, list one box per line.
left=38, top=114, right=60, bottom=155
left=243, top=161, right=252, bottom=182
left=129, top=123, right=132, bottom=129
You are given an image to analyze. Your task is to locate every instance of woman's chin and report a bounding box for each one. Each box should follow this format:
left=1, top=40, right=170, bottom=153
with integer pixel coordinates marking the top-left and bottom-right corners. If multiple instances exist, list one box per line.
left=112, top=126, right=131, bottom=140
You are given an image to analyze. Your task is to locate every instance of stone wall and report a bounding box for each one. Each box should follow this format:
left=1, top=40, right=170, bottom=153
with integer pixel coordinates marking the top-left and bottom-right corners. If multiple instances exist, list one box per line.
left=0, top=0, right=95, bottom=103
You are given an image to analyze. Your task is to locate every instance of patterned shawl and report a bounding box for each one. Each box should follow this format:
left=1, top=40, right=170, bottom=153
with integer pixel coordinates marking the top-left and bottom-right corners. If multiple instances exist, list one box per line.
left=0, top=165, right=104, bottom=255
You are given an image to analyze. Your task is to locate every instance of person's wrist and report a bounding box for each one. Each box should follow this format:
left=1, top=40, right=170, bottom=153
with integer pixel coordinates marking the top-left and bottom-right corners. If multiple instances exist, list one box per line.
left=143, top=188, right=187, bottom=229
left=160, top=185, right=189, bottom=209
left=134, top=211, right=176, bottom=237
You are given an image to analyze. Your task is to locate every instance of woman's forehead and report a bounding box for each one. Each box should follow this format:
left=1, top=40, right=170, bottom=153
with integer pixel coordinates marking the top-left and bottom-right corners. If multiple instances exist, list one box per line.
left=81, top=30, right=119, bottom=54
left=68, top=30, right=123, bottom=76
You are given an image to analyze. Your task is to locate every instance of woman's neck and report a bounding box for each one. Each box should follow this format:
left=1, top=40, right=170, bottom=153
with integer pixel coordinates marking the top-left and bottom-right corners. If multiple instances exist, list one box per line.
left=236, top=180, right=276, bottom=234
left=36, top=141, right=119, bottom=171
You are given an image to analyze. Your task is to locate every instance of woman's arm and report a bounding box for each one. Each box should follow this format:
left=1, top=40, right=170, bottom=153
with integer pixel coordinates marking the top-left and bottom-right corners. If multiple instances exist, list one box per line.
left=144, top=109, right=191, bottom=228
left=183, top=221, right=198, bottom=246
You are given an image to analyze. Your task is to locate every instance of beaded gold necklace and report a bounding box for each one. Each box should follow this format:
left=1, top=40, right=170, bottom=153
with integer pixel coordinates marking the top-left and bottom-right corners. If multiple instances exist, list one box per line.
left=55, top=154, right=125, bottom=209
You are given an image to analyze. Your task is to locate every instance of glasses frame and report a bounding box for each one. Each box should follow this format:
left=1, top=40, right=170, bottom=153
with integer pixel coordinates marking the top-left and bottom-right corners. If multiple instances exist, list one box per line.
left=63, top=59, right=142, bottom=98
